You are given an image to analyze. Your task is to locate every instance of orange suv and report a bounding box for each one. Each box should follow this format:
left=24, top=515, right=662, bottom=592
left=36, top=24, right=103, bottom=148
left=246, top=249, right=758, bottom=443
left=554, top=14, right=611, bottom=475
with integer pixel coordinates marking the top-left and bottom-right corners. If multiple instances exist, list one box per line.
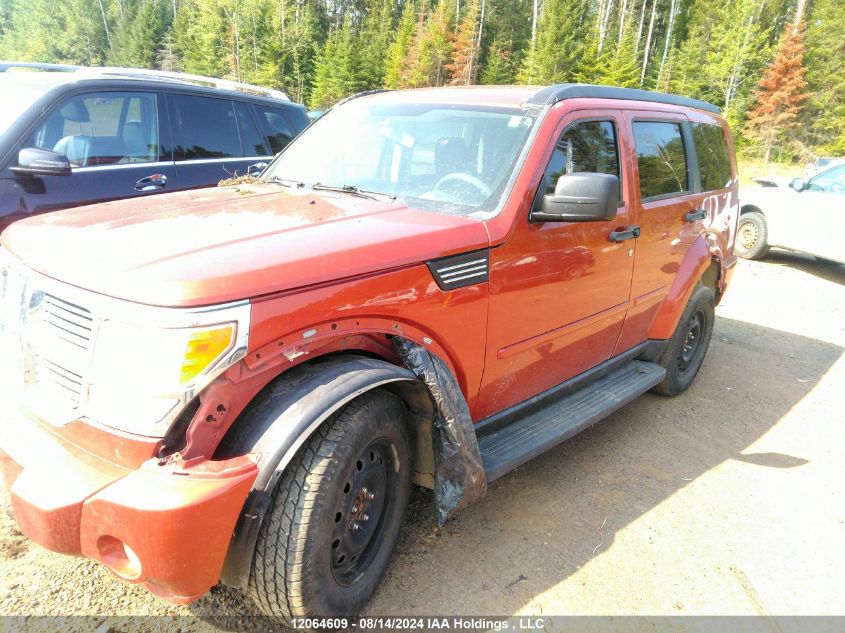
left=0, top=84, right=738, bottom=623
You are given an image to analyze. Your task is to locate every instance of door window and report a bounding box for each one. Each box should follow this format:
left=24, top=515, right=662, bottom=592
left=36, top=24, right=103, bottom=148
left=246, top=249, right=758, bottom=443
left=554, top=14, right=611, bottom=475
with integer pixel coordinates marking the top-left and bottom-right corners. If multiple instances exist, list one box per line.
left=633, top=121, right=689, bottom=199
left=234, top=102, right=269, bottom=157
left=169, top=94, right=242, bottom=160
left=691, top=122, right=731, bottom=191
left=253, top=105, right=295, bottom=154
left=542, top=120, right=620, bottom=197
left=806, top=164, right=845, bottom=194
left=29, top=92, right=159, bottom=167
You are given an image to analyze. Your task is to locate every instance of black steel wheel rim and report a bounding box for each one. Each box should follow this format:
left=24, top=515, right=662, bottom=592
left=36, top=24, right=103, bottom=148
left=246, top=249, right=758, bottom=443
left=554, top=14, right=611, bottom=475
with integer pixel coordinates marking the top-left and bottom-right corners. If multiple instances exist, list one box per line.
left=678, top=310, right=705, bottom=373
left=330, top=439, right=397, bottom=586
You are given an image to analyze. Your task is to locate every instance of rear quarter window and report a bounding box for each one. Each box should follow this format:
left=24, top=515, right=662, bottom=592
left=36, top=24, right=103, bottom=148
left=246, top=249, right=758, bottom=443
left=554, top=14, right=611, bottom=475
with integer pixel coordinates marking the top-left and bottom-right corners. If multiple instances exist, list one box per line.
left=633, top=121, right=689, bottom=199
left=254, top=105, right=295, bottom=154
left=691, top=122, right=732, bottom=191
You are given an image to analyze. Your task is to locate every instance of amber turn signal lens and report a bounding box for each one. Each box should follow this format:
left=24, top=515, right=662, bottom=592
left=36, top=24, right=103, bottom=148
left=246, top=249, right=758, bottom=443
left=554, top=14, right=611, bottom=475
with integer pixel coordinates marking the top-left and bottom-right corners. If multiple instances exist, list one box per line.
left=179, top=325, right=235, bottom=384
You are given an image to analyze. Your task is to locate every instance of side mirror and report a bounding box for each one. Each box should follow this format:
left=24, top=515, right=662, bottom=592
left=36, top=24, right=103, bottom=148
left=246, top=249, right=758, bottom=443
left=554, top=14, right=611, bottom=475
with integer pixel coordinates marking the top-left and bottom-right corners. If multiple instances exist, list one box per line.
left=247, top=162, right=269, bottom=176
left=531, top=173, right=620, bottom=223
left=11, top=147, right=72, bottom=177
left=789, top=178, right=805, bottom=192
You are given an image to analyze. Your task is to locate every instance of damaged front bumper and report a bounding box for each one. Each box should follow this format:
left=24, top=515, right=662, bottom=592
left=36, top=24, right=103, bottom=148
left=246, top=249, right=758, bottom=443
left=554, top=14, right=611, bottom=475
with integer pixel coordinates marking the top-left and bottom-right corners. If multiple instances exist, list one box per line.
left=0, top=409, right=257, bottom=603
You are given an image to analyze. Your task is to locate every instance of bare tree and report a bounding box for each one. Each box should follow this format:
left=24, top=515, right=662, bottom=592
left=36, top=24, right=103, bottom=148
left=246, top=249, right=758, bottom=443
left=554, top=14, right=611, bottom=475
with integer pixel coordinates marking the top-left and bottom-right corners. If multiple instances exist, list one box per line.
left=640, top=0, right=658, bottom=84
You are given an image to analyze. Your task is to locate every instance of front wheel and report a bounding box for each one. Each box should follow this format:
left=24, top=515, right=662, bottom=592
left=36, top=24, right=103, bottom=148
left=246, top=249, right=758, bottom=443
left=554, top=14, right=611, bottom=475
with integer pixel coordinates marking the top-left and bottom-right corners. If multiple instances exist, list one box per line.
left=249, top=389, right=413, bottom=625
left=652, top=284, right=715, bottom=396
left=735, top=211, right=769, bottom=260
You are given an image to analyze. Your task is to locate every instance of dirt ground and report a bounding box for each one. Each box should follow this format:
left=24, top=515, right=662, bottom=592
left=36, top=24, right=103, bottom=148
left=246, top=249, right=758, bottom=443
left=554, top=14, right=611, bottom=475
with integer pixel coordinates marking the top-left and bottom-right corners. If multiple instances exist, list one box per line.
left=2, top=250, right=844, bottom=630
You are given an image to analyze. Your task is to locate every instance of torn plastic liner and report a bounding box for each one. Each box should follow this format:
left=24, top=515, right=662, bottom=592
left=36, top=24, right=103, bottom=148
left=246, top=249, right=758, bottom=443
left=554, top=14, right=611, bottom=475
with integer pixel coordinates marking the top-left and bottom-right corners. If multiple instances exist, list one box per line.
left=393, top=337, right=487, bottom=525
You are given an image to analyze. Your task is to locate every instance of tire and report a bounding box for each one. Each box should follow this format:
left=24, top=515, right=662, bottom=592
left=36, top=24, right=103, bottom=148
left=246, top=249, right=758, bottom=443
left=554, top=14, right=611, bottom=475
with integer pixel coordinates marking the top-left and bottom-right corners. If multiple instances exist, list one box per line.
left=735, top=211, right=769, bottom=260
left=652, top=284, right=715, bottom=397
left=249, top=389, right=413, bottom=625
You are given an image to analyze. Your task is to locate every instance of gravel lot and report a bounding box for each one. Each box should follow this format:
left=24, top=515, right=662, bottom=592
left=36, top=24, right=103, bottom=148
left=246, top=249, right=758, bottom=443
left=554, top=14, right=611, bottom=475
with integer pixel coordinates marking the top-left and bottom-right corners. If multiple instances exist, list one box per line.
left=2, top=250, right=844, bottom=631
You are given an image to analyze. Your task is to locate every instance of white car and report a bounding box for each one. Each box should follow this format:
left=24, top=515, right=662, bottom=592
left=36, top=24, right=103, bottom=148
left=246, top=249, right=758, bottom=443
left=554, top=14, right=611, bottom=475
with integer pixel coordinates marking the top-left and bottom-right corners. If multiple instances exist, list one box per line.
left=737, top=162, right=845, bottom=264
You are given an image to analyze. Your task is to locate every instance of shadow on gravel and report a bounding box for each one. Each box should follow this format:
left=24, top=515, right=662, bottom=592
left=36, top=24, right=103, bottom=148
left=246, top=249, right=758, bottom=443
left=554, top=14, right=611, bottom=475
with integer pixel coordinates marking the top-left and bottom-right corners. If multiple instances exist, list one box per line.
left=363, top=316, right=843, bottom=615
left=764, top=250, right=845, bottom=285
left=181, top=316, right=841, bottom=624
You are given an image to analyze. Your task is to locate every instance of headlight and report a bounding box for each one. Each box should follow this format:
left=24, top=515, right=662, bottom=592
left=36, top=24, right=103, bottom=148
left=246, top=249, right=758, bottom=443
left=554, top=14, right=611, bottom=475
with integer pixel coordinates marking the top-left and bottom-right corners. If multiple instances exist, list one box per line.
left=85, top=302, right=250, bottom=437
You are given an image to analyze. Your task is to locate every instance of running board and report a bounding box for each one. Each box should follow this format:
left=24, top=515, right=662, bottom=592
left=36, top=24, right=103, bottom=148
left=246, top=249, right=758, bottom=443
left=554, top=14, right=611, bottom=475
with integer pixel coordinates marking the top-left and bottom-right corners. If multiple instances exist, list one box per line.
left=478, top=360, right=666, bottom=481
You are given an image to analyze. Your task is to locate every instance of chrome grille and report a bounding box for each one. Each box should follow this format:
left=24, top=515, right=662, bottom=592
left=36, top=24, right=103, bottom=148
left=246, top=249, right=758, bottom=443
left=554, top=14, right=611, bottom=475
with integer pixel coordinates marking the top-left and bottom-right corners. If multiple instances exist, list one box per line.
left=28, top=293, right=95, bottom=411
left=41, top=294, right=94, bottom=351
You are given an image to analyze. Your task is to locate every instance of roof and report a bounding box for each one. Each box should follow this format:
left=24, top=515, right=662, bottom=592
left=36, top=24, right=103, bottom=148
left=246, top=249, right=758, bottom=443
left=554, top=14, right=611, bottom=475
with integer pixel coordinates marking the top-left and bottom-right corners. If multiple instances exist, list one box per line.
left=0, top=61, right=290, bottom=102
left=528, top=84, right=721, bottom=113
left=348, top=84, right=721, bottom=114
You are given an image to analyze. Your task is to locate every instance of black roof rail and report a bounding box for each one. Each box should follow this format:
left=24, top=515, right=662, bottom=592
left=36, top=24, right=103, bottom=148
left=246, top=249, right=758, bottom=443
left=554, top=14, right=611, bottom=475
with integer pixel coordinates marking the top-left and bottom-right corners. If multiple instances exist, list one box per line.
left=527, top=83, right=721, bottom=114
left=0, top=61, right=79, bottom=72
left=334, top=89, right=392, bottom=108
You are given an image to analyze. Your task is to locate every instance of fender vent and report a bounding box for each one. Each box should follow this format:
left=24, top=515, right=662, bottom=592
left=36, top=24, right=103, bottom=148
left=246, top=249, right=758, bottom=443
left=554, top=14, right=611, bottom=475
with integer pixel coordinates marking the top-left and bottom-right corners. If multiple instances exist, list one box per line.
left=427, top=249, right=490, bottom=291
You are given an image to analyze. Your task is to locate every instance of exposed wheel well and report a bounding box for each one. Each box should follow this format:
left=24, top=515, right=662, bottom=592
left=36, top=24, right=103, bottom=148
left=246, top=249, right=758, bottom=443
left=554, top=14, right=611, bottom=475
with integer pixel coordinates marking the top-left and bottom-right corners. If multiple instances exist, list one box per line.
left=740, top=204, right=764, bottom=216
left=214, top=352, right=437, bottom=490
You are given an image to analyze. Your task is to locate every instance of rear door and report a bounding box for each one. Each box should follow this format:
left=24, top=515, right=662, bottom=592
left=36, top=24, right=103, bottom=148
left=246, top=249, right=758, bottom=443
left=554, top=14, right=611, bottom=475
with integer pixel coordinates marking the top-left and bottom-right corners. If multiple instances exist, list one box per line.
left=166, top=93, right=271, bottom=190
left=0, top=90, right=175, bottom=230
left=614, top=112, right=699, bottom=353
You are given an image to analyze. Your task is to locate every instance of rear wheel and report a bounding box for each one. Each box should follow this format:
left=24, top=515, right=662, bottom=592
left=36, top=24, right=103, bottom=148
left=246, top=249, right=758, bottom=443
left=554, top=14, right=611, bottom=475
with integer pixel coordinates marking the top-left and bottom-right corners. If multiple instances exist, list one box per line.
left=249, top=389, right=412, bottom=625
left=652, top=284, right=715, bottom=396
left=735, top=211, right=769, bottom=260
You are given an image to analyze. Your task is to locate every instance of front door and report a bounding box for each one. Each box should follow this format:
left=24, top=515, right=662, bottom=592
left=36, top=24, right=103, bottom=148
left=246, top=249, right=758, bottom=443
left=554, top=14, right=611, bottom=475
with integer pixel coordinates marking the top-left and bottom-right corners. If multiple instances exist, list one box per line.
left=476, top=110, right=636, bottom=419
left=0, top=90, right=176, bottom=233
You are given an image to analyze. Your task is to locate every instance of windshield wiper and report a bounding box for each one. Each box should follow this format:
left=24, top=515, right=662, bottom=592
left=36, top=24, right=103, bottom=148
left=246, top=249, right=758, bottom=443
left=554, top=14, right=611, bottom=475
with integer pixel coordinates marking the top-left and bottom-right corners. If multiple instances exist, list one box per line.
left=265, top=176, right=305, bottom=188
left=312, top=183, right=397, bottom=202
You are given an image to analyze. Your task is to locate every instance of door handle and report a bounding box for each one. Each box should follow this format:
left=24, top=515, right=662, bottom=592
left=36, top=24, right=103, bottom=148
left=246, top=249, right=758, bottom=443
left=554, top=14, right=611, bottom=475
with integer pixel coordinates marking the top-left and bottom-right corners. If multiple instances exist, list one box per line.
left=684, top=209, right=707, bottom=222
left=609, top=225, right=641, bottom=242
left=134, top=174, right=167, bottom=191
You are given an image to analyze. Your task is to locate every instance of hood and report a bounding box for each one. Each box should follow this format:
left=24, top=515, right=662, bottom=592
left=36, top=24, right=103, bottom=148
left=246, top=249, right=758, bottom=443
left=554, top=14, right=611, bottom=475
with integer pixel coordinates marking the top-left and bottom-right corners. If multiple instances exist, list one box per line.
left=1, top=184, right=490, bottom=307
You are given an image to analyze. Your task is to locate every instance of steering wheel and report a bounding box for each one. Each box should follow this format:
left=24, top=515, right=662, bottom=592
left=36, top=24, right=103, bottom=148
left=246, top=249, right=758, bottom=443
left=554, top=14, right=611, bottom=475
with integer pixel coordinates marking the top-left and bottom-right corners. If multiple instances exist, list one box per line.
left=433, top=172, right=493, bottom=198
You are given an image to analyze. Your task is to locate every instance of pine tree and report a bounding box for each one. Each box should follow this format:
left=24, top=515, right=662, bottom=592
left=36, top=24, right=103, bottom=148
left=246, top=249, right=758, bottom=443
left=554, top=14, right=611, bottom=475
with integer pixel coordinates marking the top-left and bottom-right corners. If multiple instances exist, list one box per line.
left=357, top=0, right=394, bottom=90
left=400, top=1, right=453, bottom=88
left=480, top=37, right=517, bottom=84
left=518, top=0, right=592, bottom=84
left=587, top=24, right=640, bottom=87
left=803, top=0, right=845, bottom=154
left=447, top=0, right=481, bottom=85
left=745, top=18, right=810, bottom=163
left=309, top=17, right=360, bottom=108
left=384, top=1, right=417, bottom=88
left=109, top=0, right=171, bottom=68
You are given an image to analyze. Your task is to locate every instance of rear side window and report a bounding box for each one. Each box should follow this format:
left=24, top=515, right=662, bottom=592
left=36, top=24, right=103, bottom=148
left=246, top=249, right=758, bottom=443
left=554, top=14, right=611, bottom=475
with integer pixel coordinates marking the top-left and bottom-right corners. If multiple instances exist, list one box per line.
left=633, top=121, right=688, bottom=199
left=169, top=94, right=242, bottom=160
left=543, top=120, right=620, bottom=196
left=254, top=105, right=294, bottom=154
left=692, top=122, right=732, bottom=191
left=29, top=91, right=159, bottom=167
left=234, top=102, right=269, bottom=157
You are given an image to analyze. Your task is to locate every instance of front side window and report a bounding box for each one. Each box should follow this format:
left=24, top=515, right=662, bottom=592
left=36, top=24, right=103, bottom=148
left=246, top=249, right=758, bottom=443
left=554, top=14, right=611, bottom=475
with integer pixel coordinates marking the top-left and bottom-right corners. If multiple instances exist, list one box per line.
left=633, top=121, right=689, bottom=199
left=542, top=120, right=620, bottom=197
left=29, top=92, right=159, bottom=167
left=169, top=94, right=242, bottom=160
left=806, top=164, right=845, bottom=194
left=262, top=101, right=538, bottom=215
left=692, top=122, right=731, bottom=191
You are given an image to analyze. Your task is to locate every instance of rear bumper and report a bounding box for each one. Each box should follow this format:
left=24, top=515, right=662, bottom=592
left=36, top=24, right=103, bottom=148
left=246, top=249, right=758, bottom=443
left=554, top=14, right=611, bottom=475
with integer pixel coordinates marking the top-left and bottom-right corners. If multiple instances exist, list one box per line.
left=0, top=408, right=257, bottom=603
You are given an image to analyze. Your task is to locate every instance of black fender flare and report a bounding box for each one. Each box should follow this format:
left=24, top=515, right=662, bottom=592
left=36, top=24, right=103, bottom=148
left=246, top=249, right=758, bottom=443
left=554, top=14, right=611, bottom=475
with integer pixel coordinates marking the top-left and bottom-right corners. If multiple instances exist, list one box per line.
left=219, top=355, right=418, bottom=589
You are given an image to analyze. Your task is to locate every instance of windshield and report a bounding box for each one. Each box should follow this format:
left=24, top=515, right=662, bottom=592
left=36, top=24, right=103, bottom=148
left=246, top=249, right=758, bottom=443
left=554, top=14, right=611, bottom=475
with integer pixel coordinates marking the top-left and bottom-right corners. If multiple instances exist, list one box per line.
left=0, top=77, right=53, bottom=137
left=262, top=100, right=538, bottom=215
